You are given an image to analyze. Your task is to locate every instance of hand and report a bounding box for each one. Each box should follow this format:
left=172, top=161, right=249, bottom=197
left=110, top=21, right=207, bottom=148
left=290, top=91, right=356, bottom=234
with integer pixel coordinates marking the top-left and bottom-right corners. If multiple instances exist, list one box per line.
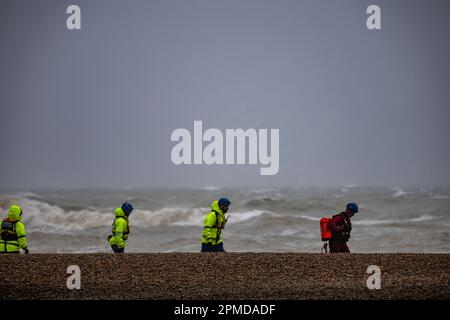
left=24, top=248, right=29, bottom=254
left=223, top=216, right=230, bottom=228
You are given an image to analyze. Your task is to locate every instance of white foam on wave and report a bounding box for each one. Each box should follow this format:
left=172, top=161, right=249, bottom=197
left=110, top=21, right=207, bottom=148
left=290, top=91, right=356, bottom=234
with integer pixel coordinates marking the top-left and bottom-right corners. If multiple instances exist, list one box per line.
left=391, top=187, right=410, bottom=197
left=279, top=228, right=300, bottom=236
left=141, top=207, right=209, bottom=226
left=341, top=184, right=357, bottom=193
left=203, top=186, right=221, bottom=191
left=298, top=215, right=321, bottom=222
left=354, top=215, right=435, bottom=226
left=227, top=210, right=270, bottom=224
left=15, top=197, right=111, bottom=233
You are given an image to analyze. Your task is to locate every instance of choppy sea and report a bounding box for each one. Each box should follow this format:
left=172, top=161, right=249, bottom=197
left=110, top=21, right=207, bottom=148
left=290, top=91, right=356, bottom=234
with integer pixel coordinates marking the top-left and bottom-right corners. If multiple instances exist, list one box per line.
left=1, top=186, right=449, bottom=253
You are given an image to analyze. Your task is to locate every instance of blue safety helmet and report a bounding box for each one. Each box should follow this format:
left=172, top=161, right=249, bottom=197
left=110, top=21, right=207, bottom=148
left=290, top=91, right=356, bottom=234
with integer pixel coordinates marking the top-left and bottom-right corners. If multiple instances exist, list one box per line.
left=218, top=197, right=231, bottom=206
left=121, top=202, right=134, bottom=216
left=346, top=202, right=359, bottom=214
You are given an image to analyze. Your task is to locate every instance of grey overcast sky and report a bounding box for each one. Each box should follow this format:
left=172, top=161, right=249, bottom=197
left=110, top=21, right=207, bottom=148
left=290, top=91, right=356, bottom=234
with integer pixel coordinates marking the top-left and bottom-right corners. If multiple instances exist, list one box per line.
left=1, top=0, right=449, bottom=189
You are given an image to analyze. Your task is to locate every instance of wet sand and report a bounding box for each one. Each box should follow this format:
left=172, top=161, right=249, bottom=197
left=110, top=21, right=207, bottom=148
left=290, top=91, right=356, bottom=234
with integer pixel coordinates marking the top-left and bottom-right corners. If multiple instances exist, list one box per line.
left=0, top=253, right=449, bottom=300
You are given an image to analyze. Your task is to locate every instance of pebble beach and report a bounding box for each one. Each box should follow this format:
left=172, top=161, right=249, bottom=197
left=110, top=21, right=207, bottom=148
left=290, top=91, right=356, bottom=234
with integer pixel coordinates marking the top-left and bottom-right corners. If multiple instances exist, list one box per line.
left=1, top=253, right=449, bottom=300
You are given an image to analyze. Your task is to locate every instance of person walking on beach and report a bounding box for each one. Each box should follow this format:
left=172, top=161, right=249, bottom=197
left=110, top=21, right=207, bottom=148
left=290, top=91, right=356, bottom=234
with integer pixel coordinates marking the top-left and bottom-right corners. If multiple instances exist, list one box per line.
left=108, top=202, right=133, bottom=253
left=328, top=202, right=358, bottom=253
left=0, top=205, right=29, bottom=254
left=201, top=198, right=230, bottom=252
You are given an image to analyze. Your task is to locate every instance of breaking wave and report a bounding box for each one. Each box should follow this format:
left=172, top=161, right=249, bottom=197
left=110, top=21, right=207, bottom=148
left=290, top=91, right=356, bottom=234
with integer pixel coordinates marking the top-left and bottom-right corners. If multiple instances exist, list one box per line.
left=0, top=194, right=273, bottom=233
left=391, top=187, right=411, bottom=198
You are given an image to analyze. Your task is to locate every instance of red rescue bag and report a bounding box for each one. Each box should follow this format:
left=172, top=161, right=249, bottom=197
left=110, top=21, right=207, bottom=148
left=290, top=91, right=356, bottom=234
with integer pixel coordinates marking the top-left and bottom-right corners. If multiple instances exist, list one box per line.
left=320, top=217, right=332, bottom=241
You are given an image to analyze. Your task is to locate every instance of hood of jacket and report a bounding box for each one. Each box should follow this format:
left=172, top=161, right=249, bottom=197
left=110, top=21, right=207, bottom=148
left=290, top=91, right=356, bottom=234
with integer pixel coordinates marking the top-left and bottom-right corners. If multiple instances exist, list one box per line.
left=114, top=207, right=127, bottom=218
left=211, top=200, right=223, bottom=215
left=7, top=205, right=22, bottom=221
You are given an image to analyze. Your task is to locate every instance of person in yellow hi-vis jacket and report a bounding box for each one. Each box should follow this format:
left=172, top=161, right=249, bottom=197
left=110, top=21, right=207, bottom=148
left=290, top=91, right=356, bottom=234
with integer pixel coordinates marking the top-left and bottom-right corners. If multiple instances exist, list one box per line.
left=0, top=205, right=29, bottom=254
left=201, top=198, right=230, bottom=252
left=108, top=202, right=133, bottom=253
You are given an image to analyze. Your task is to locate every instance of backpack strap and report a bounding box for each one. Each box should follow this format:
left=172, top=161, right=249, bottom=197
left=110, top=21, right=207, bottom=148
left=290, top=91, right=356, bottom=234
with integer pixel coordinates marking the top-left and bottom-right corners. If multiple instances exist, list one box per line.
left=212, top=210, right=223, bottom=245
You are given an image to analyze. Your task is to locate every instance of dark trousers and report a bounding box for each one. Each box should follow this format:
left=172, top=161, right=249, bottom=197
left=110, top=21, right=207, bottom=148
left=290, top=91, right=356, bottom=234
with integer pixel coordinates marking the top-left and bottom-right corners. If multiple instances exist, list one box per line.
left=201, top=242, right=225, bottom=252
left=111, top=245, right=125, bottom=253
left=329, top=240, right=350, bottom=253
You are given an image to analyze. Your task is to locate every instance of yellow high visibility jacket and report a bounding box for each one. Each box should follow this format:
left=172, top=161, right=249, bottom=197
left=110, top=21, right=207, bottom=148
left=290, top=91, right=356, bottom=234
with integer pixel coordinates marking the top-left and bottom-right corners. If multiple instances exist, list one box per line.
left=108, top=207, right=130, bottom=248
left=0, top=205, right=28, bottom=253
left=201, top=200, right=226, bottom=245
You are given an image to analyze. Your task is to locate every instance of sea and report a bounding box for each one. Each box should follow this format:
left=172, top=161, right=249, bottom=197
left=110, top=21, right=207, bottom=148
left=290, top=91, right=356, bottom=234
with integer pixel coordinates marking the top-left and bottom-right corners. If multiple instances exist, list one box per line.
left=1, top=186, right=449, bottom=253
